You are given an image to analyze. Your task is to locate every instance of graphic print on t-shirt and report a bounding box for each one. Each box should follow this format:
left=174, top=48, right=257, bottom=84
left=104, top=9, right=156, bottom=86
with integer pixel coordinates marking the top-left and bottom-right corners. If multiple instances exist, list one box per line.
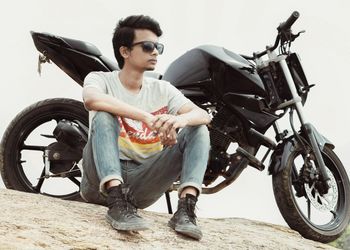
left=118, top=106, right=168, bottom=161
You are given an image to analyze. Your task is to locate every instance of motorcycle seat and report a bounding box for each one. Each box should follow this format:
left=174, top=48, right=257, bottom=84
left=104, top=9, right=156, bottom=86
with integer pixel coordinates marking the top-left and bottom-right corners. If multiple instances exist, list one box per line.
left=61, top=36, right=102, bottom=57
left=100, top=55, right=119, bottom=71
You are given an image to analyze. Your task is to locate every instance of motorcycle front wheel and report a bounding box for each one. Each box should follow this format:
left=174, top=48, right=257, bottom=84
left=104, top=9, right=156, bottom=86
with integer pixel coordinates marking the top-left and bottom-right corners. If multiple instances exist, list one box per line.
left=272, top=145, right=350, bottom=243
left=0, top=98, right=88, bottom=200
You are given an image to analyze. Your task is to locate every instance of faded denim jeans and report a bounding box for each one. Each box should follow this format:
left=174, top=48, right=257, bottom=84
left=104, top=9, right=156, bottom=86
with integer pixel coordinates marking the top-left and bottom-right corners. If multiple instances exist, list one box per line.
left=80, top=111, right=210, bottom=209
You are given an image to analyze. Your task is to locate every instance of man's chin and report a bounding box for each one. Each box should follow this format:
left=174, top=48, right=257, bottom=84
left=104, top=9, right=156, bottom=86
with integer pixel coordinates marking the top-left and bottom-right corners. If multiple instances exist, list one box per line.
left=145, top=66, right=155, bottom=71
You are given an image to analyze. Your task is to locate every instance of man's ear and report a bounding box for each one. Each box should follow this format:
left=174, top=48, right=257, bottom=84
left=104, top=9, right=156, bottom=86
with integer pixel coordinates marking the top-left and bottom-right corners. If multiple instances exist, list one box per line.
left=119, top=46, right=130, bottom=59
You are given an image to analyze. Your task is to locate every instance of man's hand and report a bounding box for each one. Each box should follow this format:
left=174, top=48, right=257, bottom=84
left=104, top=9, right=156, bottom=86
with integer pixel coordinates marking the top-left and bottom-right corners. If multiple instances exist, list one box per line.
left=152, top=114, right=188, bottom=139
left=143, top=114, right=157, bottom=131
left=159, top=128, right=177, bottom=146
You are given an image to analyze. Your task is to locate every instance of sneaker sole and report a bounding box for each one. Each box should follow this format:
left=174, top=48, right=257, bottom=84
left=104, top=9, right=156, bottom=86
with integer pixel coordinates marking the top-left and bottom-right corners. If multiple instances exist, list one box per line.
left=168, top=220, right=202, bottom=240
left=106, top=214, right=150, bottom=231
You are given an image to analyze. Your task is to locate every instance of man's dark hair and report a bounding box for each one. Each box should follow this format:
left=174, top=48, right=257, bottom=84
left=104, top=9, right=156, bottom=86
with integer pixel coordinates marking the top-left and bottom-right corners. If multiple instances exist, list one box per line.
left=112, top=15, right=163, bottom=69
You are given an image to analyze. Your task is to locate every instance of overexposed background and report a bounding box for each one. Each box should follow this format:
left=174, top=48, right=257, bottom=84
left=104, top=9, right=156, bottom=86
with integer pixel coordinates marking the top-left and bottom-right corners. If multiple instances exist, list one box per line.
left=1, top=0, right=349, bottom=226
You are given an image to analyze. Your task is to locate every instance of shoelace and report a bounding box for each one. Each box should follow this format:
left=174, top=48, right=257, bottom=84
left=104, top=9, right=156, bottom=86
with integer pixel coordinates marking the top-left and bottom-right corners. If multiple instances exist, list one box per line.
left=108, top=186, right=138, bottom=214
left=121, top=188, right=138, bottom=214
left=186, top=200, right=197, bottom=224
left=178, top=198, right=197, bottom=224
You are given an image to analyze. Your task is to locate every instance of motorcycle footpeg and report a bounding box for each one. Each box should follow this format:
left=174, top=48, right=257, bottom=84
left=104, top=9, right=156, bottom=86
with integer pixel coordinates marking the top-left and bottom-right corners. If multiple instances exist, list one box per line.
left=236, top=147, right=265, bottom=171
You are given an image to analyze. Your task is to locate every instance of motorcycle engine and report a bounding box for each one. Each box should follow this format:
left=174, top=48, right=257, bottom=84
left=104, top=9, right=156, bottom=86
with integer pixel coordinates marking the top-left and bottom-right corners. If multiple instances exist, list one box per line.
left=204, top=106, right=245, bottom=185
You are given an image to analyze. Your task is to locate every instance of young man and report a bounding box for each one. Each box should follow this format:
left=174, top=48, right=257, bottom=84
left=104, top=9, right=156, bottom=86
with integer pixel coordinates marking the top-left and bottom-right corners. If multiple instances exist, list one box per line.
left=80, top=15, right=211, bottom=240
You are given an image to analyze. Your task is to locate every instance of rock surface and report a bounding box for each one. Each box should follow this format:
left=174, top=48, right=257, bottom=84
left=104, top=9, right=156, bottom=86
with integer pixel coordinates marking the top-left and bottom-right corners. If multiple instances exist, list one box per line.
left=0, top=188, right=337, bottom=250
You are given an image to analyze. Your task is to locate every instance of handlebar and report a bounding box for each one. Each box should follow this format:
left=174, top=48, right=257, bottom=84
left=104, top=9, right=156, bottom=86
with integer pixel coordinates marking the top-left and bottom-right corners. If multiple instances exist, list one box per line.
left=241, top=11, right=300, bottom=61
left=277, top=11, right=300, bottom=32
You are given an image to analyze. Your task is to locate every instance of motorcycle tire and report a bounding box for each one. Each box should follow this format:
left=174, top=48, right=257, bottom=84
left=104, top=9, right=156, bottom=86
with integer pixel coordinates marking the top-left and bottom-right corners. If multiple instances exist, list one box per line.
left=272, top=145, right=350, bottom=243
left=0, top=98, right=88, bottom=201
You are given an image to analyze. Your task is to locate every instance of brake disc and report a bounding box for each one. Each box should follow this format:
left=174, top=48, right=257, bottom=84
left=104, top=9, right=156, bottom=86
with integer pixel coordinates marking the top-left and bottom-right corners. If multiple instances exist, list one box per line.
left=304, top=168, right=338, bottom=212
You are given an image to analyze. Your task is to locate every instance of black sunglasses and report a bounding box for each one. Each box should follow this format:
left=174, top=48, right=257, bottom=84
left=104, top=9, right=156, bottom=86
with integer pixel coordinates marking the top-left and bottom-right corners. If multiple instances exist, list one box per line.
left=130, top=41, right=164, bottom=55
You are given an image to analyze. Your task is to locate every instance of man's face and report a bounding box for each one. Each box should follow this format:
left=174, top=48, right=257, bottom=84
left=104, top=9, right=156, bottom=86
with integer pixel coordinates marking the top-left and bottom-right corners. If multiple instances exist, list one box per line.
left=125, top=29, right=160, bottom=71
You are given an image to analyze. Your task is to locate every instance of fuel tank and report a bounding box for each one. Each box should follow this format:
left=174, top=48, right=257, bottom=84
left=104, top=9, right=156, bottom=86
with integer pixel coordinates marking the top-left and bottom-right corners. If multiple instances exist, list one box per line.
left=162, top=45, right=266, bottom=97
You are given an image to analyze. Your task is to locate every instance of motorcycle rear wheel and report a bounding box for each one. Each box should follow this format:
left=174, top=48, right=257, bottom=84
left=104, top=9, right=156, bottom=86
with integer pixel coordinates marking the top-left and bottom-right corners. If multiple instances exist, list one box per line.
left=0, top=98, right=88, bottom=200
left=272, top=145, right=350, bottom=243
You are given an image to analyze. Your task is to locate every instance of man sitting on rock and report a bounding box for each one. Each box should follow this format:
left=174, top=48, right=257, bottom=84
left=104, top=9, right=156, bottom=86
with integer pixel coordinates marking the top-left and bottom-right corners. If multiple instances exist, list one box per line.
left=80, top=14, right=211, bottom=240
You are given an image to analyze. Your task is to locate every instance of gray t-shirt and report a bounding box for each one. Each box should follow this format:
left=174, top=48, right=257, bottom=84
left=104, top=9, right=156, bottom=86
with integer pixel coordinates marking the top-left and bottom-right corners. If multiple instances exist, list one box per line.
left=83, top=70, right=191, bottom=162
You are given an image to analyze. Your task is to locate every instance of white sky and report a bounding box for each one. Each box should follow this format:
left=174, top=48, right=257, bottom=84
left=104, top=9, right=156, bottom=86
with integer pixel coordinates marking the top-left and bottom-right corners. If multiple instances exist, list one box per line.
left=1, top=0, right=350, bottom=226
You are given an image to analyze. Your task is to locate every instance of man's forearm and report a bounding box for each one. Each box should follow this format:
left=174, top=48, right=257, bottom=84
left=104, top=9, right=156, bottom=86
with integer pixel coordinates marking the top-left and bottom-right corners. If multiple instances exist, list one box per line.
left=178, top=108, right=211, bottom=126
left=84, top=91, right=152, bottom=122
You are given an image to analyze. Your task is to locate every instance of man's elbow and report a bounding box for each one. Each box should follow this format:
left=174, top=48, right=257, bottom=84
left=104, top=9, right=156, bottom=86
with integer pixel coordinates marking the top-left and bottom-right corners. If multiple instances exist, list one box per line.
left=200, top=109, right=211, bottom=125
left=83, top=95, right=99, bottom=111
left=204, top=114, right=212, bottom=125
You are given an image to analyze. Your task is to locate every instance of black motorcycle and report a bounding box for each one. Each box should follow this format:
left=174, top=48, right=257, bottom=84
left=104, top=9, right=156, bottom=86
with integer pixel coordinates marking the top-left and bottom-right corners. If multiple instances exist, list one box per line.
left=1, top=11, right=349, bottom=243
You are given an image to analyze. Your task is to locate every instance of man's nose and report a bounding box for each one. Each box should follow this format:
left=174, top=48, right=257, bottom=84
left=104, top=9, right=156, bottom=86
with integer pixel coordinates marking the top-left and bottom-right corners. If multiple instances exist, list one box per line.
left=151, top=47, right=159, bottom=56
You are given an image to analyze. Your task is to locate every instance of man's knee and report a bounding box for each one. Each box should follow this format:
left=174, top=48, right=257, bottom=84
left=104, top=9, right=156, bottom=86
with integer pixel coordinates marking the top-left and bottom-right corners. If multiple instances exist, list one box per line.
left=196, top=124, right=210, bottom=138
left=187, top=125, right=210, bottom=143
left=177, top=125, right=210, bottom=154
left=93, top=111, right=117, bottom=124
left=92, top=111, right=120, bottom=132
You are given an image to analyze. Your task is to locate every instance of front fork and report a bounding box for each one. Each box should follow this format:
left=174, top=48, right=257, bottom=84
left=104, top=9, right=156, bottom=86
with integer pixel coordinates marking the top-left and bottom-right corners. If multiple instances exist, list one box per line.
left=278, top=56, right=330, bottom=191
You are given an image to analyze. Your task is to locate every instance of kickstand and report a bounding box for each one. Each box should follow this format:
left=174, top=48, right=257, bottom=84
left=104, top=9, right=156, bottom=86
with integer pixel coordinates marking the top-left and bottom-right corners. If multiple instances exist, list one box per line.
left=165, top=191, right=173, bottom=214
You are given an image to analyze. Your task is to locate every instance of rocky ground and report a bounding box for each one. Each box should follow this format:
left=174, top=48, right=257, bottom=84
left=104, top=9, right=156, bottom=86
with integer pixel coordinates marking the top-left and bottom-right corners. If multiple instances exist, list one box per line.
left=0, top=188, right=338, bottom=250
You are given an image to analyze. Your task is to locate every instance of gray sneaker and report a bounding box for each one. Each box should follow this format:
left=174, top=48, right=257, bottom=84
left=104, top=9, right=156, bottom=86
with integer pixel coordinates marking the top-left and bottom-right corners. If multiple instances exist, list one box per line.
left=106, top=184, right=149, bottom=231
left=168, top=194, right=202, bottom=240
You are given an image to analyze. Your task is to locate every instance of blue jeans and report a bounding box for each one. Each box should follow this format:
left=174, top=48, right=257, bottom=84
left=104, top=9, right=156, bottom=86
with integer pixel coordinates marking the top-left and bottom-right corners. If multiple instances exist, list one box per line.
left=80, top=111, right=210, bottom=209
